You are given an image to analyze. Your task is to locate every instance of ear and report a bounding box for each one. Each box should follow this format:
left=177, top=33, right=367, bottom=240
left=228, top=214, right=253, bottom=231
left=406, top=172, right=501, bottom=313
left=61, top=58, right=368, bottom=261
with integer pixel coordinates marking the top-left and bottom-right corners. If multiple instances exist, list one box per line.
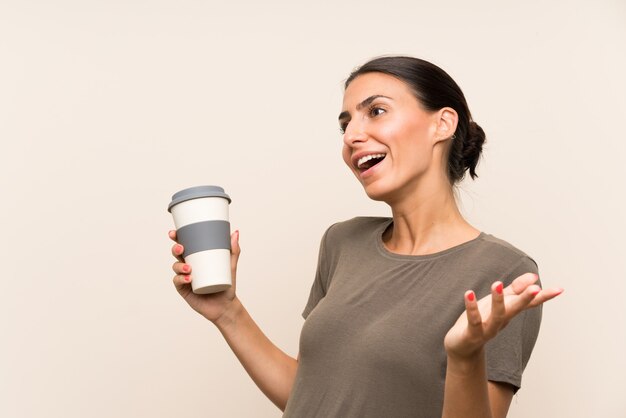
left=433, top=107, right=458, bottom=145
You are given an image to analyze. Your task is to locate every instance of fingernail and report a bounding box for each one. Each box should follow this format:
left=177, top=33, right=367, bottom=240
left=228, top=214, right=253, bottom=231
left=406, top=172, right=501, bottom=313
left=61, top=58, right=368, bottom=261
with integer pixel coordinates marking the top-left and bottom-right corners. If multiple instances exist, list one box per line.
left=496, top=282, right=503, bottom=294
left=467, top=291, right=475, bottom=302
left=176, top=244, right=183, bottom=253
left=184, top=276, right=191, bottom=282
left=235, top=230, right=240, bottom=239
left=182, top=265, right=190, bottom=273
left=531, top=289, right=540, bottom=296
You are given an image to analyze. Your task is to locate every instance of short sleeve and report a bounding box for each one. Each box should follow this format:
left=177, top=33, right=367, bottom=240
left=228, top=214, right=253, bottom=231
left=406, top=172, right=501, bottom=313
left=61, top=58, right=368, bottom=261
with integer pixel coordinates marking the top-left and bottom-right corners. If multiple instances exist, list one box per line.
left=302, top=225, right=334, bottom=319
left=485, top=256, right=542, bottom=393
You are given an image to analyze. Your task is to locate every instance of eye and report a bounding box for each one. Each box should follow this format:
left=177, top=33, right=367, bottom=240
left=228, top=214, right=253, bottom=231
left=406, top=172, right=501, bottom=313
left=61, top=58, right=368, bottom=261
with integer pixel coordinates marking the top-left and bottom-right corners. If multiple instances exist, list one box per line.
left=369, top=105, right=386, bottom=117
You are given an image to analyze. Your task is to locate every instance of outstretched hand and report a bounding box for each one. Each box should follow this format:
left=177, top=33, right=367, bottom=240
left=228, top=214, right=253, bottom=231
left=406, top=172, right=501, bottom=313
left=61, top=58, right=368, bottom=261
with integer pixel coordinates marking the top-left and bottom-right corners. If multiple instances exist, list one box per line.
left=444, top=273, right=563, bottom=360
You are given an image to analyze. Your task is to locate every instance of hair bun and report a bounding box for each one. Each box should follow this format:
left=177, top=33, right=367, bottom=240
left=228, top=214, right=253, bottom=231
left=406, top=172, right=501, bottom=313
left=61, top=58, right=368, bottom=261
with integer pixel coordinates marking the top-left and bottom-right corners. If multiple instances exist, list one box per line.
left=462, top=121, right=486, bottom=180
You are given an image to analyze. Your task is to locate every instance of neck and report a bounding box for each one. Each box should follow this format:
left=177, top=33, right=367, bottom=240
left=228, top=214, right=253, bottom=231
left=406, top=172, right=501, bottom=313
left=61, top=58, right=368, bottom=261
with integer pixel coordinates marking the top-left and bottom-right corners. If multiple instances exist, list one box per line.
left=383, top=179, right=479, bottom=256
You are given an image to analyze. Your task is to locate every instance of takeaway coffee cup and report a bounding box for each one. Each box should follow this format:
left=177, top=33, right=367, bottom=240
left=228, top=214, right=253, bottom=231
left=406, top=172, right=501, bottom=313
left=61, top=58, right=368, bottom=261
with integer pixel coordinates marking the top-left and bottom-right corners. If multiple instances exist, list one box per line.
left=167, top=185, right=232, bottom=294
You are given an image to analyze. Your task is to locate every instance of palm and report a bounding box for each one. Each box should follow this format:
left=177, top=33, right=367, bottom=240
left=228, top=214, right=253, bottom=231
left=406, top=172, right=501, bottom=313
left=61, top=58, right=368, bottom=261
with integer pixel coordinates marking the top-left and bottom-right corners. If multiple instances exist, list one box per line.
left=179, top=281, right=236, bottom=322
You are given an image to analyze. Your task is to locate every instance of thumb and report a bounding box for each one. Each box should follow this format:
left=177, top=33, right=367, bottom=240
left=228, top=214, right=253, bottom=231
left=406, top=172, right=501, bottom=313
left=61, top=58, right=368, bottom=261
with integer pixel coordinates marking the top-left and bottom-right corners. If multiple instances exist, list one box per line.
left=230, top=230, right=241, bottom=281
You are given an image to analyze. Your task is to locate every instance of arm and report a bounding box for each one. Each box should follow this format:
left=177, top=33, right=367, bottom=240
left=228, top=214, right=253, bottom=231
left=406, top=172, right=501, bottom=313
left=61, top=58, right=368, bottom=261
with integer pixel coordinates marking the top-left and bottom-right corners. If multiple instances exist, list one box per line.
left=170, top=230, right=298, bottom=411
left=442, top=274, right=563, bottom=418
left=488, top=382, right=515, bottom=418
left=442, top=350, right=514, bottom=418
left=214, top=297, right=298, bottom=411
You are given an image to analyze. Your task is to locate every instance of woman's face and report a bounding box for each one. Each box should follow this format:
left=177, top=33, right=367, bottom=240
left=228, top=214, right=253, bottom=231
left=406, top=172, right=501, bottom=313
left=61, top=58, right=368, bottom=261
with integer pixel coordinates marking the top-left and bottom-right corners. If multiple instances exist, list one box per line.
left=340, top=72, right=445, bottom=202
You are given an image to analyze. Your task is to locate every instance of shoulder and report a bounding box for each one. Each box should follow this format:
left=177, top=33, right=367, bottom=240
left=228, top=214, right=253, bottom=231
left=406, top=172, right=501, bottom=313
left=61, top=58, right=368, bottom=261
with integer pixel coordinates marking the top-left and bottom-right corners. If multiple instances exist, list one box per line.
left=323, top=216, right=390, bottom=243
left=318, top=217, right=389, bottom=256
left=470, top=233, right=539, bottom=284
left=478, top=234, right=537, bottom=266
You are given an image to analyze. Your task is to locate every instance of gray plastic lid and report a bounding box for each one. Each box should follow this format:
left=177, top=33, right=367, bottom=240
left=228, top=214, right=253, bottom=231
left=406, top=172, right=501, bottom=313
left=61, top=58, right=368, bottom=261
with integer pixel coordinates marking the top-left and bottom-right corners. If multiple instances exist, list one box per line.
left=168, top=185, right=231, bottom=212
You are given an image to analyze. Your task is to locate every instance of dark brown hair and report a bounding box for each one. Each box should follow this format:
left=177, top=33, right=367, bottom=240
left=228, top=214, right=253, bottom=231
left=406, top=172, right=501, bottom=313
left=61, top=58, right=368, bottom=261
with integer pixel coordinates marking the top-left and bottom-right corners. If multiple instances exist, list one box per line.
left=345, top=56, right=486, bottom=184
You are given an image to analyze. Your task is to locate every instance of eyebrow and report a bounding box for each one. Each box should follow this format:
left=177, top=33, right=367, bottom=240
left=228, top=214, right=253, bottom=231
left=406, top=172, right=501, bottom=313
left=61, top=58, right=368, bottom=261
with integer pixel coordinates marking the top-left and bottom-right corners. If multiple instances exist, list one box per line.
left=338, top=95, right=392, bottom=122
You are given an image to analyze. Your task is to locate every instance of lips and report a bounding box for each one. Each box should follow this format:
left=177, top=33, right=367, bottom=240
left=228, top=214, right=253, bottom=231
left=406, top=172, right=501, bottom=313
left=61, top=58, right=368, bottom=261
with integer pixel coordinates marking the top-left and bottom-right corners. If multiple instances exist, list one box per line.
left=357, top=153, right=386, bottom=168
left=352, top=152, right=387, bottom=170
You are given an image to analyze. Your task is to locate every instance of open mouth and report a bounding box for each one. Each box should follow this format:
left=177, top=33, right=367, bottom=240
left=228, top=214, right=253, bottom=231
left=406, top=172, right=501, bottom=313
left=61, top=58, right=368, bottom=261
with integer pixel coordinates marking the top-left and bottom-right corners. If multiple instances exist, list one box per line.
left=357, top=153, right=386, bottom=172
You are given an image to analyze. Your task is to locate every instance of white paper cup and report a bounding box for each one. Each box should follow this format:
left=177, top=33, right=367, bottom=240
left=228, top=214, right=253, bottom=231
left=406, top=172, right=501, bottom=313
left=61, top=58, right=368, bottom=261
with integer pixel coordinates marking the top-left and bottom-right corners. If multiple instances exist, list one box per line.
left=168, top=186, right=232, bottom=294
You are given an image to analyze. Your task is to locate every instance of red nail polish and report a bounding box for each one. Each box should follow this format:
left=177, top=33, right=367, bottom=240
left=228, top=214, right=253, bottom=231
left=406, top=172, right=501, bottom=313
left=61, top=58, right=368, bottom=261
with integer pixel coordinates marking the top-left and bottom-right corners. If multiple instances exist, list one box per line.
left=467, top=292, right=475, bottom=302
left=182, top=265, right=190, bottom=273
left=176, top=244, right=183, bottom=252
left=496, top=282, right=503, bottom=294
left=531, top=289, right=540, bottom=296
left=184, top=276, right=191, bottom=282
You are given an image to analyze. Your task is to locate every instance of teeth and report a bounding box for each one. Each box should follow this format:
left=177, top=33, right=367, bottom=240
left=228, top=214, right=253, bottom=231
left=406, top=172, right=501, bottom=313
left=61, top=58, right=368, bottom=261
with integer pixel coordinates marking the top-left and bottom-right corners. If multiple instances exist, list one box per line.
left=357, top=153, right=386, bottom=168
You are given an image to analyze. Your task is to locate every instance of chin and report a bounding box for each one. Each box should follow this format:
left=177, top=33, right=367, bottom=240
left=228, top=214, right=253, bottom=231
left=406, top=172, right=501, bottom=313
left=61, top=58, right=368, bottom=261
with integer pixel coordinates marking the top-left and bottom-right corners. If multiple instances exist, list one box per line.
left=361, top=181, right=394, bottom=202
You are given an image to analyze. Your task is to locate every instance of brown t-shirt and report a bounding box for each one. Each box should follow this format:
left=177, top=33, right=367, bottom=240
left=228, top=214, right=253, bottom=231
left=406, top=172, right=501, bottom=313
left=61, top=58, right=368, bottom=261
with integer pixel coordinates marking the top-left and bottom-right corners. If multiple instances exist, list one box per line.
left=282, top=217, right=542, bottom=418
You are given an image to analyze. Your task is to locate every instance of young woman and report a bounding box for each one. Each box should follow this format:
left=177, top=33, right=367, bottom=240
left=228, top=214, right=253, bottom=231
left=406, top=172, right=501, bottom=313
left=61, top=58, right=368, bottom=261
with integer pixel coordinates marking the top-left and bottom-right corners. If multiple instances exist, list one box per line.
left=169, top=56, right=563, bottom=418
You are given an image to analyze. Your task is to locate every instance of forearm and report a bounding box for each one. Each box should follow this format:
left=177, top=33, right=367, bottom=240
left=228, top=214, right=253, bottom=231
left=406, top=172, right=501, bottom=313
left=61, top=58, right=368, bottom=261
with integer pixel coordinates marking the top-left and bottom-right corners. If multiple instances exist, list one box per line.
left=214, top=297, right=298, bottom=411
left=442, top=349, right=492, bottom=418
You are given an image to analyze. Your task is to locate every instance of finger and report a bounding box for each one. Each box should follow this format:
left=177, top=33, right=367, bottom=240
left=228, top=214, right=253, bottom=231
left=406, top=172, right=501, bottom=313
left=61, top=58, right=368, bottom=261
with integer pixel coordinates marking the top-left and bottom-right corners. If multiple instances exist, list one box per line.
left=171, top=243, right=185, bottom=263
left=230, top=230, right=241, bottom=280
left=506, top=284, right=544, bottom=316
left=526, top=287, right=565, bottom=308
left=504, top=272, right=539, bottom=296
left=172, top=273, right=192, bottom=291
left=464, top=290, right=483, bottom=335
left=172, top=261, right=191, bottom=275
left=485, top=281, right=505, bottom=337
left=168, top=230, right=178, bottom=242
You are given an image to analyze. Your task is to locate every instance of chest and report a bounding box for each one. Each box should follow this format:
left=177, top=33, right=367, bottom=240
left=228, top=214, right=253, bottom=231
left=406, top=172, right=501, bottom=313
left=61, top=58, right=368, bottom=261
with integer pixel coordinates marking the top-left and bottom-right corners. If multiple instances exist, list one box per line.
left=301, top=258, right=474, bottom=382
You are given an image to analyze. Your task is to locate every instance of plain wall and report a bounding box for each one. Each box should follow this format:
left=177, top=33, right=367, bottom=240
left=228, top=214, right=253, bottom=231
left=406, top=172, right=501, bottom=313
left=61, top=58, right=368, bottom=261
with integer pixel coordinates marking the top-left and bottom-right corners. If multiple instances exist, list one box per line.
left=1, top=0, right=625, bottom=417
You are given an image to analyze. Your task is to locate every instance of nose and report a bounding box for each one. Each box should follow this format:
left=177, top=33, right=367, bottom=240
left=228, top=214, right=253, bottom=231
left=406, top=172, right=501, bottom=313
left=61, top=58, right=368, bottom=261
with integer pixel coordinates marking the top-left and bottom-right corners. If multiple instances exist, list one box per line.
left=343, top=120, right=368, bottom=147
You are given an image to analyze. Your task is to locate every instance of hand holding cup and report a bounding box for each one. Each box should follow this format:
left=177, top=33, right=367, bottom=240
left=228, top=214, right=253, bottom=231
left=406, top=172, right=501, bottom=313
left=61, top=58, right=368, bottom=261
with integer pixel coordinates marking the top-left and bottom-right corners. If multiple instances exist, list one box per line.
left=170, top=229, right=241, bottom=323
left=168, top=186, right=240, bottom=323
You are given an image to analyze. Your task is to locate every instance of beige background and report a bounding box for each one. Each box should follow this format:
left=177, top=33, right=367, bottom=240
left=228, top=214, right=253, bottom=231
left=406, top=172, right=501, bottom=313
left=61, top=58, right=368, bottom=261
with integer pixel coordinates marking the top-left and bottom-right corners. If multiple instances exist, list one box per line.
left=1, top=0, right=625, bottom=417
